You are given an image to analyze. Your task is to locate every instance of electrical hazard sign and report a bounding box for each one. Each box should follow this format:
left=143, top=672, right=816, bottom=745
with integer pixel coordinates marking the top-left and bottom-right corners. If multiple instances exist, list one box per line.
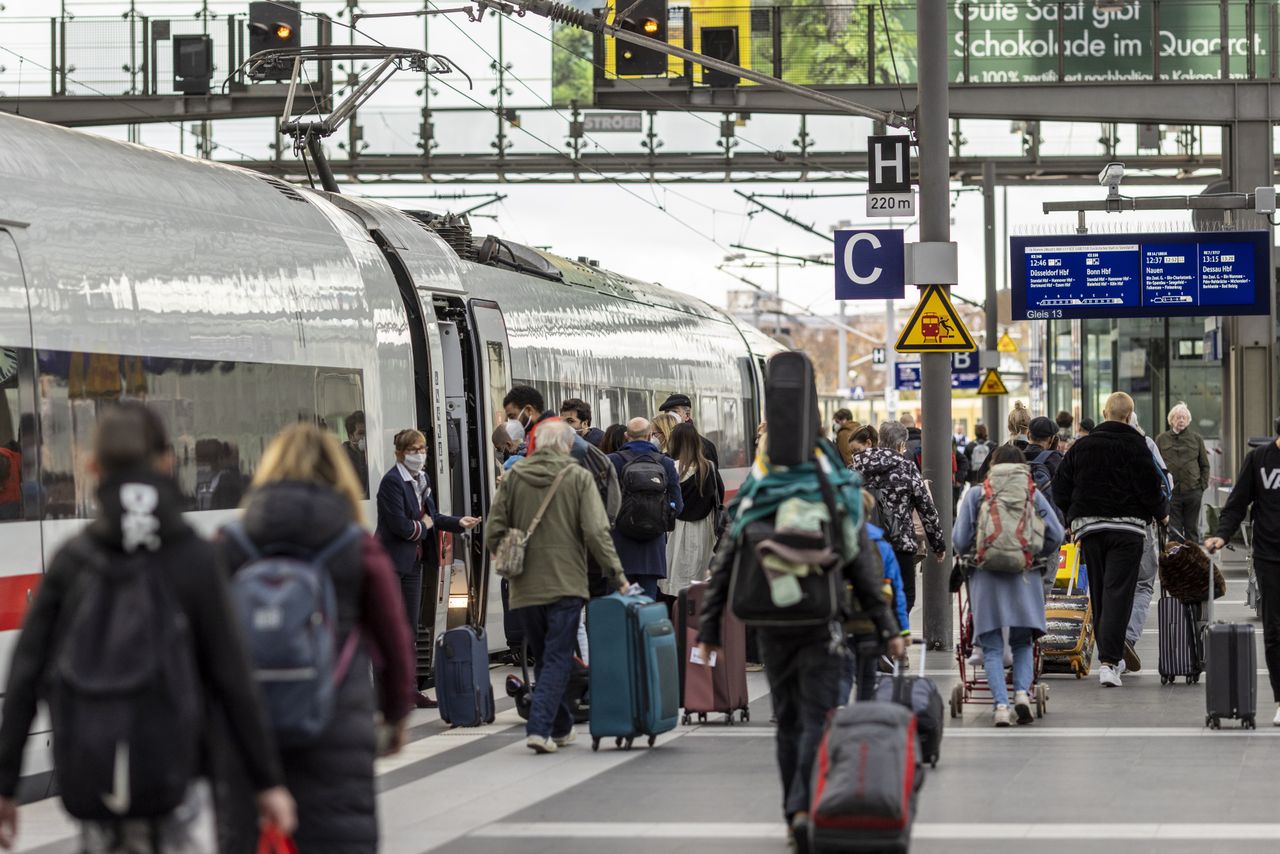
left=895, top=284, right=976, bottom=354
left=977, top=368, right=1010, bottom=396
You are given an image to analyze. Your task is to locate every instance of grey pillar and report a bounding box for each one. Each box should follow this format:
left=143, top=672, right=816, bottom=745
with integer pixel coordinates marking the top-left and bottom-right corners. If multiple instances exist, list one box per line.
left=983, top=160, right=1000, bottom=433
left=918, top=0, right=952, bottom=650
left=1222, top=122, right=1275, bottom=477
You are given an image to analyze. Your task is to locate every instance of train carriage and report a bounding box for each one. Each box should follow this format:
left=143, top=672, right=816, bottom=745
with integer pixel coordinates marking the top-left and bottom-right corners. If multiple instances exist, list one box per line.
left=0, top=111, right=782, bottom=795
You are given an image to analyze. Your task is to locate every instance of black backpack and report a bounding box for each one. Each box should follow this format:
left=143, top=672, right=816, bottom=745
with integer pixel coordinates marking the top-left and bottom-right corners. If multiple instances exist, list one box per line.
left=50, top=539, right=203, bottom=821
left=866, top=484, right=903, bottom=544
left=615, top=449, right=673, bottom=541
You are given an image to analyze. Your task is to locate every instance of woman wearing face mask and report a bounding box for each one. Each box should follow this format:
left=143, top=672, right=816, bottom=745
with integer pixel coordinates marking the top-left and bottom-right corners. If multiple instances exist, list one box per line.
left=376, top=429, right=481, bottom=708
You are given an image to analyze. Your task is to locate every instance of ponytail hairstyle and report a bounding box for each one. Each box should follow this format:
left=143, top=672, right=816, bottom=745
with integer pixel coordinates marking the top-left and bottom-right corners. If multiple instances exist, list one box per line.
left=1007, top=401, right=1031, bottom=438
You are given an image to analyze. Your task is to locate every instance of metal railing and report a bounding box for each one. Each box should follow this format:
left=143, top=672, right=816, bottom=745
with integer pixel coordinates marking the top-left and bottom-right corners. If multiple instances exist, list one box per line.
left=588, top=1, right=1280, bottom=91
left=14, top=13, right=332, bottom=98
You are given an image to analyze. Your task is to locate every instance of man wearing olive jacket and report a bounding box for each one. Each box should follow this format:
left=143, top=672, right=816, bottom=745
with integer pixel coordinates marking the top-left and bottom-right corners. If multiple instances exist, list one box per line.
left=1155, top=402, right=1211, bottom=542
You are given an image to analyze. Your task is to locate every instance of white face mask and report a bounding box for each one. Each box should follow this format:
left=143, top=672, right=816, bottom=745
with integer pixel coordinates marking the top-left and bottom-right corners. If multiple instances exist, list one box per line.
left=505, top=419, right=526, bottom=444
left=404, top=452, right=426, bottom=473
left=355, top=437, right=366, bottom=453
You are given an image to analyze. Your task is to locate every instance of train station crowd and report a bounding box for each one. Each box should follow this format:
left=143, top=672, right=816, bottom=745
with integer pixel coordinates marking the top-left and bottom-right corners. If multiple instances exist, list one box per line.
left=2, top=356, right=1280, bottom=854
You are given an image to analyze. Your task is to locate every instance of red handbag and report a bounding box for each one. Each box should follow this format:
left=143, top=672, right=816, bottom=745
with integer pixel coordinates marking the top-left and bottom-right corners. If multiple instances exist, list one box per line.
left=257, top=826, right=298, bottom=854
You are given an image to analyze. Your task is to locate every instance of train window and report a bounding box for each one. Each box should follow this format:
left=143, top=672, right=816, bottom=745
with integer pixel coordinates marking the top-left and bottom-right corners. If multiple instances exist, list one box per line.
left=0, top=347, right=35, bottom=523
left=319, top=371, right=369, bottom=498
left=35, top=349, right=365, bottom=519
left=598, top=388, right=619, bottom=430
left=624, top=389, right=648, bottom=422
left=720, top=396, right=745, bottom=468
left=697, top=394, right=721, bottom=455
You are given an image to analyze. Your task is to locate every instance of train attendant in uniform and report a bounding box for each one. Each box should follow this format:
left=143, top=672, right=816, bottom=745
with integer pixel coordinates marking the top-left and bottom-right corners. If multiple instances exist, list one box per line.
left=376, top=429, right=480, bottom=709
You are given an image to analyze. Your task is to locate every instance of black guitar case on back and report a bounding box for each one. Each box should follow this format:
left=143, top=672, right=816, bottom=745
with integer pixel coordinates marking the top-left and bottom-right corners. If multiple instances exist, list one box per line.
left=764, top=351, right=821, bottom=467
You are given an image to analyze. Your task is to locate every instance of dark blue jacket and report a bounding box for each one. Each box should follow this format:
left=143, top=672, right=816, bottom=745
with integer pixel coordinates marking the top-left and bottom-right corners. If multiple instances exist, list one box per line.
left=374, top=465, right=464, bottom=577
left=608, top=441, right=683, bottom=578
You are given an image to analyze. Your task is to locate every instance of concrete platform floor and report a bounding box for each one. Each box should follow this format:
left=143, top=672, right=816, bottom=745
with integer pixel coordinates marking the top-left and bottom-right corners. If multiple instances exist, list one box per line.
left=16, top=555, right=1280, bottom=853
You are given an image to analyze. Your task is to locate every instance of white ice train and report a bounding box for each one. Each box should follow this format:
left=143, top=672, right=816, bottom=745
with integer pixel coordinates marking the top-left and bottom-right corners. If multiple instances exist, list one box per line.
left=0, top=112, right=782, bottom=792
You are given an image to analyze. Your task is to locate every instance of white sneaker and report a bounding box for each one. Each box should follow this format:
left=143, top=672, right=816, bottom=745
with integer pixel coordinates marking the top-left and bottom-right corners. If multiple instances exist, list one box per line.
left=993, top=705, right=1011, bottom=727
left=1115, top=659, right=1127, bottom=676
left=1099, top=664, right=1123, bottom=688
left=553, top=727, right=577, bottom=748
left=1272, top=706, right=1280, bottom=727
left=526, top=735, right=558, bottom=754
left=1013, top=691, right=1034, bottom=724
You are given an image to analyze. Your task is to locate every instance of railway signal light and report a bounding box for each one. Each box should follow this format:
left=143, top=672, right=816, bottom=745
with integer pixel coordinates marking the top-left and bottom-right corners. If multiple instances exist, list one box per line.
left=248, top=0, right=302, bottom=80
left=615, top=0, right=667, bottom=76
left=173, top=34, right=214, bottom=95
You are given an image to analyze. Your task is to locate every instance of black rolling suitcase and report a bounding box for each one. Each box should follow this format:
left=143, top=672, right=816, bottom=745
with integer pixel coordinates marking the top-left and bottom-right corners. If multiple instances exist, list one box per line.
left=1205, top=623, right=1257, bottom=729
left=874, top=657, right=944, bottom=769
left=764, top=351, right=820, bottom=466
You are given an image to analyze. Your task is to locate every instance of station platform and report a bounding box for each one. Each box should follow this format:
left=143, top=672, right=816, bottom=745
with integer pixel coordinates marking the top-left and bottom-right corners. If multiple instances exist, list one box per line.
left=13, top=554, right=1280, bottom=854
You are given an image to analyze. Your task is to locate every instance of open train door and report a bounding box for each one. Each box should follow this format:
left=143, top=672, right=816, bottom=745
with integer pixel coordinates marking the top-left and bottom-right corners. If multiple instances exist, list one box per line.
left=464, top=299, right=512, bottom=641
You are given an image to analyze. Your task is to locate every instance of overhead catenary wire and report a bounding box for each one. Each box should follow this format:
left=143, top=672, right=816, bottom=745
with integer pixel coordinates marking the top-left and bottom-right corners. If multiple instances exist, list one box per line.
left=499, top=10, right=870, bottom=183
left=424, top=1, right=747, bottom=218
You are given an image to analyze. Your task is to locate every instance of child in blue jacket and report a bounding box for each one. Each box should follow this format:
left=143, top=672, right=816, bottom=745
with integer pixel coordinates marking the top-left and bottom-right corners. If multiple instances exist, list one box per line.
left=839, top=497, right=911, bottom=703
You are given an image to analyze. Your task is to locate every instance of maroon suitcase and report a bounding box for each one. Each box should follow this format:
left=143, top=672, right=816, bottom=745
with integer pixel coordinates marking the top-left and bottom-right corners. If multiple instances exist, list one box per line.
left=678, top=582, right=750, bottom=724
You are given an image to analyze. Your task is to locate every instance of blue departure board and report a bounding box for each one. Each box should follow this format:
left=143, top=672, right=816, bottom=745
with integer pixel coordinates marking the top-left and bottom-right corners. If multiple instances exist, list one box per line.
left=1011, top=231, right=1271, bottom=320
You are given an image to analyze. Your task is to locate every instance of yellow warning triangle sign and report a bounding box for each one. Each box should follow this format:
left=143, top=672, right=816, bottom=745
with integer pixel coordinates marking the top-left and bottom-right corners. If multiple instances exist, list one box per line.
left=977, top=368, right=1009, bottom=396
left=997, top=331, right=1018, bottom=353
left=895, top=284, right=976, bottom=354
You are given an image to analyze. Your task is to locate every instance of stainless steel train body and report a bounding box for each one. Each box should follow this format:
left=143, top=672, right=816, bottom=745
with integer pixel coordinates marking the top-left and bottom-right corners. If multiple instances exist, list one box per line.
left=0, top=113, right=781, bottom=791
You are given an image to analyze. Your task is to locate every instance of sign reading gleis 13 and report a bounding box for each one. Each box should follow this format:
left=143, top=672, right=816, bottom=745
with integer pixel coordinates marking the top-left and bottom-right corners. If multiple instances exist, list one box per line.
left=1010, top=231, right=1271, bottom=321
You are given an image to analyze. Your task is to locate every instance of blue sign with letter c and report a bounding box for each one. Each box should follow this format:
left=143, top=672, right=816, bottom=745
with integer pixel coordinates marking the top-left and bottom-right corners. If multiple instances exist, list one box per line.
left=835, top=229, right=905, bottom=300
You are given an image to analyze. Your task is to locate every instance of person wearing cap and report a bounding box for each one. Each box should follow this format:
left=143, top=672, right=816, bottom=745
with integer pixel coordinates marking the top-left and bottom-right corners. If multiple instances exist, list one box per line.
left=1076, top=418, right=1095, bottom=439
left=659, top=393, right=719, bottom=468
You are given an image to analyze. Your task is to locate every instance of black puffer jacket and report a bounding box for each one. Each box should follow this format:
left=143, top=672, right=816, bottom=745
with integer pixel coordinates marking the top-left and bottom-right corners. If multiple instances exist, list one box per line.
left=217, top=482, right=376, bottom=854
left=1052, top=421, right=1168, bottom=524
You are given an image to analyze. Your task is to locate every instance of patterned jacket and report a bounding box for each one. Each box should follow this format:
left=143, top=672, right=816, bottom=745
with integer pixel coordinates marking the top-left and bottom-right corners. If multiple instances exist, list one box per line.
left=851, top=447, right=946, bottom=556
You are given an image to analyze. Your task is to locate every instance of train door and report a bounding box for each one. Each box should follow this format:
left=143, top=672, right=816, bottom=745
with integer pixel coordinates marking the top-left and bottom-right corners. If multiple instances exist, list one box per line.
left=432, top=320, right=475, bottom=640
left=0, top=229, right=51, bottom=790
left=464, top=300, right=512, bottom=646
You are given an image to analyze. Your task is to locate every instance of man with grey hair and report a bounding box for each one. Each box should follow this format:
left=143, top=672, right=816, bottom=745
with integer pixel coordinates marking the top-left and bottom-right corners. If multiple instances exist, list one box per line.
left=1156, top=402, right=1210, bottom=542
left=486, top=420, right=629, bottom=754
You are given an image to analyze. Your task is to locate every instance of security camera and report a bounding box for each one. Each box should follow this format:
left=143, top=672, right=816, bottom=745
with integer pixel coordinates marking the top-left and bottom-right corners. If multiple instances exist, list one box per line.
left=1099, top=162, right=1125, bottom=196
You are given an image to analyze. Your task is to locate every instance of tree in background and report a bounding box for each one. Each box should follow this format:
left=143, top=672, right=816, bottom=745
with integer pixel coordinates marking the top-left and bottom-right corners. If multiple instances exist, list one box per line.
left=551, top=24, right=594, bottom=107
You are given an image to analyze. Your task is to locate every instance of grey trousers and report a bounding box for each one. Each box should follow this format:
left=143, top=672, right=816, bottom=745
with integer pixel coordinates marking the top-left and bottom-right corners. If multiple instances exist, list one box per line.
left=1126, top=524, right=1159, bottom=646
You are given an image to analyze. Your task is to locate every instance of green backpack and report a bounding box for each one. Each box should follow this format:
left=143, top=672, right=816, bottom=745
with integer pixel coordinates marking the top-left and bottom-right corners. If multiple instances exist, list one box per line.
left=975, top=463, right=1046, bottom=573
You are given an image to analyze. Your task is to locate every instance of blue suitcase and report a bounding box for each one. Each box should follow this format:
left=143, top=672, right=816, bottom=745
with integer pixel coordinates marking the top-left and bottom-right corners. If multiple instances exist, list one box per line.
left=436, top=625, right=496, bottom=727
left=587, top=592, right=679, bottom=750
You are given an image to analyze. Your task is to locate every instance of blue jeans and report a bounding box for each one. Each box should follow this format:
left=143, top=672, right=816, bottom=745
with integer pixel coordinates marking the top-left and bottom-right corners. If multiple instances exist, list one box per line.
left=519, top=596, right=586, bottom=739
left=979, top=627, right=1034, bottom=708
left=758, top=630, right=844, bottom=819
left=631, top=576, right=660, bottom=600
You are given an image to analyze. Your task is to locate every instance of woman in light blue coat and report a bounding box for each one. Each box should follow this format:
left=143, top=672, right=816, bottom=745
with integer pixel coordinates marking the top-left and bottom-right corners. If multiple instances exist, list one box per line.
left=954, top=444, right=1064, bottom=727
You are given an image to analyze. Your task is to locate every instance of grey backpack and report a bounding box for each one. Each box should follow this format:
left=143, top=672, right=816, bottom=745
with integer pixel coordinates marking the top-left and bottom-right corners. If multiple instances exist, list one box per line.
left=223, top=523, right=362, bottom=746
left=975, top=464, right=1046, bottom=574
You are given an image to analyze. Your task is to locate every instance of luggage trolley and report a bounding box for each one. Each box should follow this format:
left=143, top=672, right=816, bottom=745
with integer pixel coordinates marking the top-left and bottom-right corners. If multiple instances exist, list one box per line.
left=948, top=561, right=1049, bottom=719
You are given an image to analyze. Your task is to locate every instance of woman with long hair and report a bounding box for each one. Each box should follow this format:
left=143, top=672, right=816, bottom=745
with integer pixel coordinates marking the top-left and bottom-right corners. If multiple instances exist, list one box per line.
left=649, top=412, right=679, bottom=455
left=662, top=422, right=724, bottom=595
left=599, top=423, right=627, bottom=455
left=218, top=423, right=416, bottom=853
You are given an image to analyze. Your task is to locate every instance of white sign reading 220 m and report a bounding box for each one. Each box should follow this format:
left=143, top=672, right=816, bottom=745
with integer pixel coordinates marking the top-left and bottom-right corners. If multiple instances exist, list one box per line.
left=1010, top=231, right=1272, bottom=321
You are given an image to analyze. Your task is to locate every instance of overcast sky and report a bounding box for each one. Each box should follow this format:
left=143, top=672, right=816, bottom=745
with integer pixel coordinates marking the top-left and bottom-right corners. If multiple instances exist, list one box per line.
left=0, top=0, right=1214, bottom=315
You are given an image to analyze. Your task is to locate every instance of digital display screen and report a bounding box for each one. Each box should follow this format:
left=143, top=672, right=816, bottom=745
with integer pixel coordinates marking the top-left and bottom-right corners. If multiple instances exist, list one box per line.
left=1010, top=231, right=1271, bottom=320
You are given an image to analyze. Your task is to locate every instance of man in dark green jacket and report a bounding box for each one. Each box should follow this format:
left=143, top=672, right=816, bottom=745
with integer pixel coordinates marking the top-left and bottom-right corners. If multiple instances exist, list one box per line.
left=486, top=421, right=629, bottom=754
left=1155, top=402, right=1210, bottom=541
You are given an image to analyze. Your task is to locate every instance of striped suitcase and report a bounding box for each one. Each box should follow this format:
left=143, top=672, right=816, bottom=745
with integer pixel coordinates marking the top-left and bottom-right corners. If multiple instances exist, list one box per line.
left=587, top=592, right=679, bottom=750
left=1157, top=594, right=1202, bottom=685
left=1041, top=594, right=1094, bottom=678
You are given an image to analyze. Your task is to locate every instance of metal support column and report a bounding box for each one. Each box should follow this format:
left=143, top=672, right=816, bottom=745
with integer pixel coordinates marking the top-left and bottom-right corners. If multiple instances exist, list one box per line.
left=918, top=0, right=952, bottom=650
left=983, top=160, right=999, bottom=433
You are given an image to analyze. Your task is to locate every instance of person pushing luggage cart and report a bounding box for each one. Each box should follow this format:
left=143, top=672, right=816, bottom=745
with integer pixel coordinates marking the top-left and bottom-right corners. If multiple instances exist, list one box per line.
left=952, top=444, right=1064, bottom=726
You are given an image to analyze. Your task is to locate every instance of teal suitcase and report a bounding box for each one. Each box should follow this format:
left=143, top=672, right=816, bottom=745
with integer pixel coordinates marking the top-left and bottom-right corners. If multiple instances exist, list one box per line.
left=587, top=592, right=679, bottom=750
